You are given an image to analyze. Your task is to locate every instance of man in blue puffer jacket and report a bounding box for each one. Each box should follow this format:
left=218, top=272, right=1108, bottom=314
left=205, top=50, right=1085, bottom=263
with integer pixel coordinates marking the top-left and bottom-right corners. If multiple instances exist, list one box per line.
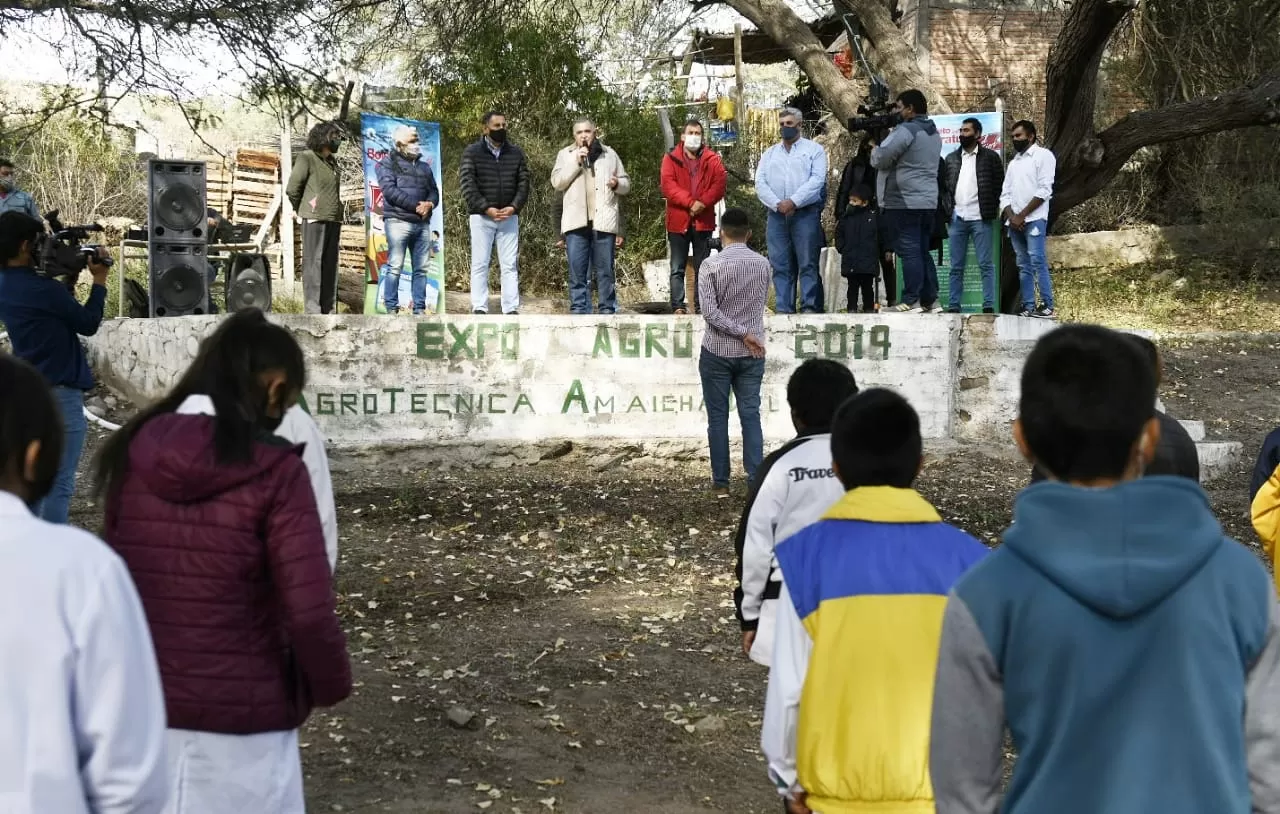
left=376, top=125, right=441, bottom=314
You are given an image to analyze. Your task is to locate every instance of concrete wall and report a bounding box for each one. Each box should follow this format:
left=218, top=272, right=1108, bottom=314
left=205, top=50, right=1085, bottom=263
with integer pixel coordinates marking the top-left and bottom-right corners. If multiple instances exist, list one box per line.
left=86, top=314, right=1055, bottom=450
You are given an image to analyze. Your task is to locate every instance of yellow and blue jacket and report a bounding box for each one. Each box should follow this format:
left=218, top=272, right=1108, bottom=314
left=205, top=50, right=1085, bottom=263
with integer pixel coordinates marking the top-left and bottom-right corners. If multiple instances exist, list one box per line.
left=769, top=487, right=988, bottom=813
left=1250, top=428, right=1280, bottom=594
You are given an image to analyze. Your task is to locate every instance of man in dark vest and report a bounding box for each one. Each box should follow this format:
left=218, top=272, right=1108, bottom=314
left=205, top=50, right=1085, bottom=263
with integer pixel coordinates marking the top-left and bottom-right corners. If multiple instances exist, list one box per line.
left=943, top=117, right=1004, bottom=314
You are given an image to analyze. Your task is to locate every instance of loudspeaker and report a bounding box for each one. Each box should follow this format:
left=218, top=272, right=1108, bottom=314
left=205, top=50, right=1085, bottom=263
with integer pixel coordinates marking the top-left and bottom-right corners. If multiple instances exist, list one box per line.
left=225, top=253, right=273, bottom=312
left=148, top=160, right=208, bottom=242
left=149, top=243, right=210, bottom=317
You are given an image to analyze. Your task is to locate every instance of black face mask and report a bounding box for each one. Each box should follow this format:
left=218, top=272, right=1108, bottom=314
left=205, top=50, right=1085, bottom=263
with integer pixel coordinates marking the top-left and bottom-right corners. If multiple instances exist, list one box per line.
left=1012, top=138, right=1031, bottom=154
left=488, top=128, right=508, bottom=144
left=262, top=413, right=284, bottom=434
left=959, top=135, right=978, bottom=150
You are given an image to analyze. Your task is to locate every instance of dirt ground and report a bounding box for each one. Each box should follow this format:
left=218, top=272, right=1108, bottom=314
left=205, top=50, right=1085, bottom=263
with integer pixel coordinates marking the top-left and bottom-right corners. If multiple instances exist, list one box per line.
left=66, top=334, right=1280, bottom=814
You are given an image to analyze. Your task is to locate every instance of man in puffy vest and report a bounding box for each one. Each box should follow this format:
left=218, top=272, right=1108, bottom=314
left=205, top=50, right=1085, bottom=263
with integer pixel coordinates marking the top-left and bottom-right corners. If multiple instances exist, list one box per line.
left=375, top=125, right=440, bottom=314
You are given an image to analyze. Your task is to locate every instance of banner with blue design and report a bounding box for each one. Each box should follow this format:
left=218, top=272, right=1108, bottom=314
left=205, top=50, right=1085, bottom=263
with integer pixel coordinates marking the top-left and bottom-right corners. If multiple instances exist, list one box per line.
left=359, top=114, right=446, bottom=315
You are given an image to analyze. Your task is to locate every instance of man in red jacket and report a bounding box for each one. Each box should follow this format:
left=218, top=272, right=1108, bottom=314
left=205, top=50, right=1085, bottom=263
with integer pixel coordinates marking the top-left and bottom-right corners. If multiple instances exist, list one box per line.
left=661, top=119, right=727, bottom=314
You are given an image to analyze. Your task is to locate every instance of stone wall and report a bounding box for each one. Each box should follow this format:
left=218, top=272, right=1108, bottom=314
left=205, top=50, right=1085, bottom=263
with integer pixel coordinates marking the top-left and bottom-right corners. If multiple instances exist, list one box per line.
left=86, top=314, right=1054, bottom=450
left=1046, top=219, right=1280, bottom=270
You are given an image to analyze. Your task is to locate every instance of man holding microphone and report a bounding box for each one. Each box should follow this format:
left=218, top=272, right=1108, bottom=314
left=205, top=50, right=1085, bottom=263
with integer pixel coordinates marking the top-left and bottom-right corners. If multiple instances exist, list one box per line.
left=551, top=117, right=630, bottom=315
left=0, top=211, right=110, bottom=524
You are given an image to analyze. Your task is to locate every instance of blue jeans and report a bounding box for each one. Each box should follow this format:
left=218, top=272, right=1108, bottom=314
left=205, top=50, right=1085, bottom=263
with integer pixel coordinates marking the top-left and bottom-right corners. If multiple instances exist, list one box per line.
left=35, top=386, right=87, bottom=524
left=766, top=207, right=824, bottom=313
left=698, top=350, right=765, bottom=488
left=469, top=214, right=520, bottom=314
left=1009, top=219, right=1053, bottom=310
left=948, top=217, right=995, bottom=310
left=565, top=228, right=618, bottom=314
left=886, top=209, right=938, bottom=307
left=383, top=218, right=432, bottom=313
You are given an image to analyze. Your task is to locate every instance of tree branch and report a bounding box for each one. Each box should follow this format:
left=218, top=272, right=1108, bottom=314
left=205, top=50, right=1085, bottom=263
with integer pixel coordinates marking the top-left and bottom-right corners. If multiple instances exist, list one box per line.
left=718, top=0, right=865, bottom=122
left=1054, top=67, right=1280, bottom=213
left=1043, top=0, right=1137, bottom=151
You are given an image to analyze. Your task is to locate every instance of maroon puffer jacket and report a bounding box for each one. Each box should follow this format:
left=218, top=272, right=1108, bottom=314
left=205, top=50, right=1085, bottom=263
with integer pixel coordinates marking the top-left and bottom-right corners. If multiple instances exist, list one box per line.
left=104, top=413, right=352, bottom=735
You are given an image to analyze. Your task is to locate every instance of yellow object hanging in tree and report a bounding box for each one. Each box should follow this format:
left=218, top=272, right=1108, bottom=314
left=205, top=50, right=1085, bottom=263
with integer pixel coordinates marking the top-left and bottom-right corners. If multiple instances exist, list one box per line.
left=716, top=94, right=736, bottom=123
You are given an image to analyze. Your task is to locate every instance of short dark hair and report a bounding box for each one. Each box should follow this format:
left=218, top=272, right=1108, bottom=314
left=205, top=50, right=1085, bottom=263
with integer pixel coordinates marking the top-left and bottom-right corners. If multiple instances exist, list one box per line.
left=719, top=208, right=750, bottom=240
left=1020, top=324, right=1157, bottom=482
left=1012, top=119, right=1038, bottom=138
left=482, top=110, right=505, bottom=126
left=831, top=389, right=922, bottom=490
left=1126, top=334, right=1162, bottom=386
left=897, top=89, right=928, bottom=115
left=962, top=117, right=983, bottom=135
left=0, top=211, right=45, bottom=265
left=305, top=121, right=345, bottom=153
left=788, top=360, right=858, bottom=430
left=849, top=184, right=873, bottom=202
left=0, top=354, right=63, bottom=501
left=683, top=118, right=704, bottom=133
left=0, top=159, right=13, bottom=170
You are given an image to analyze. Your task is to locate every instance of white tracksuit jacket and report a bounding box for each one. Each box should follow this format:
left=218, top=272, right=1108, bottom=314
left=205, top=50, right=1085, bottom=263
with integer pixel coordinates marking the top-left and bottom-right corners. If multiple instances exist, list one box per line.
left=733, top=431, right=846, bottom=666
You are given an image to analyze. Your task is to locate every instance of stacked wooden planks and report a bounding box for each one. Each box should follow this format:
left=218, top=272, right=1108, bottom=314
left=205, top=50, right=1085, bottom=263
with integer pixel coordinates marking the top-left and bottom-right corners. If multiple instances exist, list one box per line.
left=205, top=159, right=233, bottom=218
left=231, top=149, right=282, bottom=228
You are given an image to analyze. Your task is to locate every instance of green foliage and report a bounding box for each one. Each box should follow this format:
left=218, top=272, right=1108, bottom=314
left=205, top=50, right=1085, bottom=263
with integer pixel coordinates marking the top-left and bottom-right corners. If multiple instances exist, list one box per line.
left=4, top=110, right=144, bottom=225
left=383, top=17, right=679, bottom=296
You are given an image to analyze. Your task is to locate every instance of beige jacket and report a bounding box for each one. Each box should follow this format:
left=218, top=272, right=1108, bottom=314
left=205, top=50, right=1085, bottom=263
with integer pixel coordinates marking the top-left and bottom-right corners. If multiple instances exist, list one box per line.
left=550, top=143, right=631, bottom=235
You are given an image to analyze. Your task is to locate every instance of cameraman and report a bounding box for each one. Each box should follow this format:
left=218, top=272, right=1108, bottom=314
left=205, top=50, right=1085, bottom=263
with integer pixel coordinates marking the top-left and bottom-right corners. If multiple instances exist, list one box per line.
left=0, top=211, right=109, bottom=524
left=870, top=89, right=943, bottom=313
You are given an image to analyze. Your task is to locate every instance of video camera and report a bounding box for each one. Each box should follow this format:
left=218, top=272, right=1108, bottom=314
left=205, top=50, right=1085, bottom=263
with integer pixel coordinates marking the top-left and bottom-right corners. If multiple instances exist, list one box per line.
left=35, top=210, right=113, bottom=291
left=847, top=78, right=901, bottom=134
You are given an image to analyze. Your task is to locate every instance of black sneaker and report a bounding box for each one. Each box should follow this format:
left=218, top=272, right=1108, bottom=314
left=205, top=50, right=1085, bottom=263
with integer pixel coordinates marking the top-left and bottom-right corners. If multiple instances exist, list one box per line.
left=505, top=310, right=519, bottom=316
left=945, top=306, right=961, bottom=314
left=1033, top=306, right=1058, bottom=319
left=982, top=307, right=995, bottom=314
left=1016, top=307, right=1034, bottom=318
left=473, top=309, right=486, bottom=315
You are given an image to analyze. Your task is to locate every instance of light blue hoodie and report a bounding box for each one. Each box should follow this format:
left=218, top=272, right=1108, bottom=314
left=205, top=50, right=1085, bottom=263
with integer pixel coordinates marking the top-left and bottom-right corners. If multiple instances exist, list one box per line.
left=930, top=477, right=1280, bottom=814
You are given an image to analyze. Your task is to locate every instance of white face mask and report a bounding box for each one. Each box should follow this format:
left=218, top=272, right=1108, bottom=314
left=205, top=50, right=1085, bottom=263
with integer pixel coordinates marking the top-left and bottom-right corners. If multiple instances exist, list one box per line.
left=684, top=134, right=703, bottom=152
left=400, top=142, right=422, bottom=158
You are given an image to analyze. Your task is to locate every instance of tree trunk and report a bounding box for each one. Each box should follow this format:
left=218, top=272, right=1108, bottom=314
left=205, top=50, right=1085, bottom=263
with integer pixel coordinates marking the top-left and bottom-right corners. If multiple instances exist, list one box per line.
left=719, top=0, right=865, bottom=123
left=833, top=0, right=952, bottom=116
left=720, top=0, right=951, bottom=122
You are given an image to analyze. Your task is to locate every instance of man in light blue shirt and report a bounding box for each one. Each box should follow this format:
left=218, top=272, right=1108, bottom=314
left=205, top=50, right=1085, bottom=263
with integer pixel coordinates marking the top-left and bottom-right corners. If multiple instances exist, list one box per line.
left=755, top=108, right=827, bottom=313
left=0, top=159, right=41, bottom=220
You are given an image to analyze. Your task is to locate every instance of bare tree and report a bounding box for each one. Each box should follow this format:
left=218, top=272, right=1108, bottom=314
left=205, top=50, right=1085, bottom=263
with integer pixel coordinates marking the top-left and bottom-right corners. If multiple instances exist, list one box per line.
left=708, top=0, right=1280, bottom=218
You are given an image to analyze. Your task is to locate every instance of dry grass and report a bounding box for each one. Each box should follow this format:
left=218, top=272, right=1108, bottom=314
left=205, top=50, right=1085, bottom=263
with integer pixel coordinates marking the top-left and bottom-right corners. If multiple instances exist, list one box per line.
left=1055, top=260, right=1279, bottom=333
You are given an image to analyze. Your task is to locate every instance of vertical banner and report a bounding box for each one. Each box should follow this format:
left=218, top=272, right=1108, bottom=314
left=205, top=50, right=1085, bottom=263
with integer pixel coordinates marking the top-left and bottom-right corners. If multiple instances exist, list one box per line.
left=893, top=112, right=1004, bottom=313
left=932, top=112, right=1003, bottom=313
left=360, top=114, right=446, bottom=315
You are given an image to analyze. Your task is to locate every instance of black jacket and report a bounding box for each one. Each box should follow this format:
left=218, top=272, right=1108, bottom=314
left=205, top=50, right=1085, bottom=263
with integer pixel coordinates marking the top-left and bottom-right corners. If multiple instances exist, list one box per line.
left=1031, top=411, right=1200, bottom=483
left=458, top=138, right=531, bottom=215
left=943, top=145, right=1005, bottom=222
left=835, top=205, right=881, bottom=277
left=835, top=155, right=878, bottom=218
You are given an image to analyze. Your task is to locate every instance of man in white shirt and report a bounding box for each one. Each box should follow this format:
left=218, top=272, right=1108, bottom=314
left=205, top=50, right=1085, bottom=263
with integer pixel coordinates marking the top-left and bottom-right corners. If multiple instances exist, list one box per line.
left=943, top=118, right=1004, bottom=313
left=999, top=120, right=1058, bottom=319
left=0, top=354, right=168, bottom=814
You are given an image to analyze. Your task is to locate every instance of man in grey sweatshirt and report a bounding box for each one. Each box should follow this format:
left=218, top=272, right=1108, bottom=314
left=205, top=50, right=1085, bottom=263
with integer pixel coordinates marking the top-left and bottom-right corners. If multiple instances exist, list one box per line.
left=871, top=89, right=943, bottom=313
